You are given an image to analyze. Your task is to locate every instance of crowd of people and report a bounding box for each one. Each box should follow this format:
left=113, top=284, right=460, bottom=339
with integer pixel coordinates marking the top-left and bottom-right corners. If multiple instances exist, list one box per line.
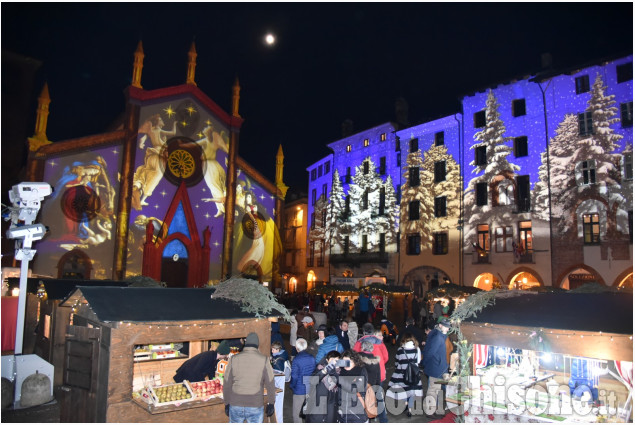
left=173, top=292, right=456, bottom=423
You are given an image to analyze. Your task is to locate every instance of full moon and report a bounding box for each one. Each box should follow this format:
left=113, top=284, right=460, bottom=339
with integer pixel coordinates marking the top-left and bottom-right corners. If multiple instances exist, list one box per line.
left=265, top=33, right=275, bottom=45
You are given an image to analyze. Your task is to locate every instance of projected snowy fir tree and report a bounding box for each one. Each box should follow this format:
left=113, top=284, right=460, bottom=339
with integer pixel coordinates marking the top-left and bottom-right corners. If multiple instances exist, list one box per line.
left=463, top=90, right=521, bottom=249
left=533, top=73, right=632, bottom=238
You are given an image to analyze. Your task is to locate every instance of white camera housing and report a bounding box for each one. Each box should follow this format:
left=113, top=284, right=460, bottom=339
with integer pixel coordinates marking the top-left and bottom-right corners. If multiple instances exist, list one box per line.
left=6, top=224, right=48, bottom=242
left=7, top=182, right=53, bottom=225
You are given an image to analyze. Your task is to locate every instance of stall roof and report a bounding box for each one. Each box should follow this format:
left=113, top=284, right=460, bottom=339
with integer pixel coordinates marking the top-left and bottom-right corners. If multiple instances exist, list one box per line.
left=469, top=292, right=632, bottom=334
left=62, top=286, right=281, bottom=322
left=6, top=277, right=128, bottom=299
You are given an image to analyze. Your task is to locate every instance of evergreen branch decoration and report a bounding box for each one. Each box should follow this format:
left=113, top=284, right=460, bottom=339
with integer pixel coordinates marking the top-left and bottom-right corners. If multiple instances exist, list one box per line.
left=450, top=289, right=498, bottom=323
left=211, top=277, right=291, bottom=321
left=126, top=275, right=167, bottom=287
left=309, top=283, right=414, bottom=295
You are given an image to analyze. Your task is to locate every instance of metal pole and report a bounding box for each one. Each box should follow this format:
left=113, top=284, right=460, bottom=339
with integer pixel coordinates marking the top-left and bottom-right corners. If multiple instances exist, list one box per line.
left=14, top=256, right=30, bottom=355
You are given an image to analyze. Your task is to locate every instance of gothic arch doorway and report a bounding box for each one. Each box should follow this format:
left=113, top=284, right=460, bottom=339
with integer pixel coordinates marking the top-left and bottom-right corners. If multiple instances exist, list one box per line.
left=57, top=249, right=92, bottom=279
left=161, top=239, right=189, bottom=288
left=473, top=273, right=499, bottom=291
left=508, top=271, right=541, bottom=290
left=402, top=266, right=451, bottom=298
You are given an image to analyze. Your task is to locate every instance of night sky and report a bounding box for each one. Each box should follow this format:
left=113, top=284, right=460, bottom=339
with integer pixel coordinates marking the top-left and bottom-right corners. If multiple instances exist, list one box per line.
left=2, top=3, right=632, bottom=194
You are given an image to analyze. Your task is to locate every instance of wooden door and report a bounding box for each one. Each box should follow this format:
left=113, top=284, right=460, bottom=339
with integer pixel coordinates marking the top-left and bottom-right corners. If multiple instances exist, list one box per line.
left=61, top=325, right=101, bottom=422
left=161, top=257, right=189, bottom=287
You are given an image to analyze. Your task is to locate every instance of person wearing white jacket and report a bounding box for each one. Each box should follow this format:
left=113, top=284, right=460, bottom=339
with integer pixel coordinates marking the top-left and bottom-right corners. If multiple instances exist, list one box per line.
left=346, top=315, right=358, bottom=349
left=289, top=311, right=298, bottom=356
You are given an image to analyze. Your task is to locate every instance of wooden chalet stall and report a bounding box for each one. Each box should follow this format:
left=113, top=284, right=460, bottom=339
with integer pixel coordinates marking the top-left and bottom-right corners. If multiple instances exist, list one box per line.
left=58, top=286, right=275, bottom=423
left=452, top=291, right=633, bottom=423
left=30, top=278, right=127, bottom=386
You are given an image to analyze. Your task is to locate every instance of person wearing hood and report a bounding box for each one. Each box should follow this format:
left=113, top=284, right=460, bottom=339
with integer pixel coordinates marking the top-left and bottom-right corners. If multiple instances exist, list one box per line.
left=223, top=332, right=275, bottom=423
left=386, top=333, right=423, bottom=417
left=358, top=340, right=388, bottom=422
left=338, top=350, right=369, bottom=423
left=305, top=350, right=341, bottom=423
left=315, top=327, right=344, bottom=364
left=353, top=323, right=389, bottom=382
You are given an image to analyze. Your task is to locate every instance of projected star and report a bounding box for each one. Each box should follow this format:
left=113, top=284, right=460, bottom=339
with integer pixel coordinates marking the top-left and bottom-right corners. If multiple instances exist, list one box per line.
left=163, top=105, right=176, bottom=118
left=186, top=105, right=197, bottom=116
left=180, top=120, right=188, bottom=127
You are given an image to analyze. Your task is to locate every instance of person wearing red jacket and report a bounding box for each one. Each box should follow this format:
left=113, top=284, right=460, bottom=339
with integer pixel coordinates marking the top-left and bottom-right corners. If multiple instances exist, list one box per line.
left=353, top=323, right=389, bottom=382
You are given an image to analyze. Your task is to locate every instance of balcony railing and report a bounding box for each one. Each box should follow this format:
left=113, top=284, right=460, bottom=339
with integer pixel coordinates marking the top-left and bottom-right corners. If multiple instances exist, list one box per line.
left=330, top=252, right=389, bottom=265
left=472, top=251, right=490, bottom=264
left=513, top=250, right=534, bottom=264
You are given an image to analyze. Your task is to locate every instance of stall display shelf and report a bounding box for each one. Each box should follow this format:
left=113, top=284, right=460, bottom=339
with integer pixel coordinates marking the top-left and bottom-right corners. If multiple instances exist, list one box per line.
left=147, top=382, right=195, bottom=407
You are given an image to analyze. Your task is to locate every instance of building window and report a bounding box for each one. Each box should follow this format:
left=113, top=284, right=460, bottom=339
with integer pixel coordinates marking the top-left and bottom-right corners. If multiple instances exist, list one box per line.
left=621, top=102, right=633, bottom=127
left=343, top=236, right=349, bottom=254
left=495, top=226, right=513, bottom=252
left=581, top=160, right=596, bottom=185
left=363, top=160, right=369, bottom=175
left=312, top=189, right=316, bottom=205
left=409, top=167, right=420, bottom=187
left=346, top=144, right=352, bottom=153
left=409, top=138, right=419, bottom=153
left=362, top=190, right=368, bottom=210
left=322, top=183, right=327, bottom=199
left=578, top=112, right=593, bottom=136
left=322, top=209, right=327, bottom=227
left=407, top=234, right=421, bottom=255
left=346, top=167, right=352, bottom=183
left=318, top=164, right=323, bottom=177
left=498, top=181, right=514, bottom=206
left=311, top=169, right=317, bottom=181
left=364, top=138, right=369, bottom=147
left=474, top=110, right=486, bottom=128
left=379, top=233, right=385, bottom=253
left=380, top=133, right=386, bottom=141
left=617, top=62, right=633, bottom=83
left=435, top=131, right=445, bottom=146
left=434, top=196, right=447, bottom=217
left=575, top=75, right=590, bottom=94
left=379, top=187, right=385, bottom=215
left=345, top=196, right=350, bottom=218
left=475, top=146, right=487, bottom=165
left=324, top=161, right=330, bottom=173
left=379, top=156, right=386, bottom=175
left=317, top=242, right=324, bottom=267
left=308, top=242, right=315, bottom=267
left=408, top=200, right=420, bottom=220
left=476, top=182, right=488, bottom=206
left=582, top=213, right=600, bottom=244
left=477, top=224, right=490, bottom=252
left=361, top=234, right=368, bottom=253
left=514, top=136, right=528, bottom=157
left=397, top=152, right=401, bottom=167
left=311, top=212, right=315, bottom=230
left=519, top=221, right=533, bottom=252
left=516, top=175, right=530, bottom=212
left=433, top=232, right=448, bottom=255
left=512, top=99, right=526, bottom=117
left=434, top=161, right=446, bottom=183
left=395, top=137, right=401, bottom=152
left=624, top=152, right=633, bottom=180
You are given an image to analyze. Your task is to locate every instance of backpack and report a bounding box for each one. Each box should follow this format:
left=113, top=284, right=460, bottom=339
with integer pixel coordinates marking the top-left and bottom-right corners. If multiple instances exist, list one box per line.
left=357, top=383, right=378, bottom=419
left=403, top=352, right=420, bottom=386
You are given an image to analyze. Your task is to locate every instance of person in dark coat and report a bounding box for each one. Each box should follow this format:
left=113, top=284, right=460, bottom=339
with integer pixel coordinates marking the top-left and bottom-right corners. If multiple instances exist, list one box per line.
left=337, top=320, right=351, bottom=351
left=290, top=338, right=316, bottom=423
left=397, top=317, right=425, bottom=347
left=338, top=350, right=369, bottom=423
left=270, top=320, right=284, bottom=347
left=411, top=295, right=421, bottom=328
left=305, top=351, right=341, bottom=423
left=422, top=319, right=451, bottom=408
left=173, top=340, right=230, bottom=382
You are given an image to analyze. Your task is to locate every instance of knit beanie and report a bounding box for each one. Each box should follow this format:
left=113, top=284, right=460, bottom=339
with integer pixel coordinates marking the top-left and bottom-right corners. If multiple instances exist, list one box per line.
left=216, top=340, right=231, bottom=355
left=245, top=332, right=259, bottom=348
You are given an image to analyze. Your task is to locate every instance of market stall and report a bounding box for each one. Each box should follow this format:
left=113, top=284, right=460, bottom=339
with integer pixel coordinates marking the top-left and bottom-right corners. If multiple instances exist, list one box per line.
left=425, top=283, right=482, bottom=320
left=446, top=291, right=633, bottom=423
left=57, top=286, right=281, bottom=423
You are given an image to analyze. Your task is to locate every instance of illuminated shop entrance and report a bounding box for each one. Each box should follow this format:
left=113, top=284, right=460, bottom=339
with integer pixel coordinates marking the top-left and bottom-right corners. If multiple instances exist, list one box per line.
left=473, top=273, right=499, bottom=291
left=617, top=273, right=632, bottom=290
left=560, top=267, right=603, bottom=290
left=508, top=271, right=540, bottom=290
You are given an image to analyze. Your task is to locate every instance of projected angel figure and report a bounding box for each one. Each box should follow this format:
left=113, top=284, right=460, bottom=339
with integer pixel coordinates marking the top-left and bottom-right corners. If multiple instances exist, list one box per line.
left=195, top=124, right=229, bottom=217
left=132, top=114, right=177, bottom=209
left=236, top=191, right=266, bottom=277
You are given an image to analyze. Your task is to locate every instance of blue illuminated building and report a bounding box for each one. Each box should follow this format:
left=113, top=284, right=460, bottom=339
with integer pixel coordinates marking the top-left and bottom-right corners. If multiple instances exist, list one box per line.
left=303, top=53, right=632, bottom=293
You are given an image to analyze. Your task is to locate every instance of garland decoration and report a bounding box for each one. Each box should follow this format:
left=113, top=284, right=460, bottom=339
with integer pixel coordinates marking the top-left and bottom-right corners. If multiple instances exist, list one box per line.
left=211, top=277, right=291, bottom=321
left=309, top=283, right=413, bottom=296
